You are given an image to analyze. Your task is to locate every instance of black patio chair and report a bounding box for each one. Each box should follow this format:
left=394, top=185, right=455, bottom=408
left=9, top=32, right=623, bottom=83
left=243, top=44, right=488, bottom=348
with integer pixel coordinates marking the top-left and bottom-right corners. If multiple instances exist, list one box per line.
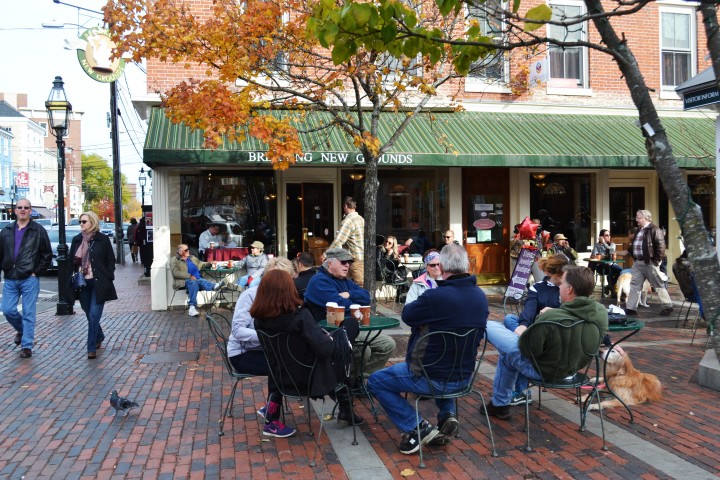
left=257, top=330, right=358, bottom=467
left=379, top=258, right=409, bottom=304
left=410, top=328, right=497, bottom=467
left=523, top=319, right=606, bottom=452
left=206, top=313, right=258, bottom=436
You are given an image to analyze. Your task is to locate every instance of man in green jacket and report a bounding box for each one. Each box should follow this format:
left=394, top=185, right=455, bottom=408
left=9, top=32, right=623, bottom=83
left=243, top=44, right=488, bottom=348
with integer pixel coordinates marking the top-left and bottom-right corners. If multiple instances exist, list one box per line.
left=484, top=265, right=608, bottom=420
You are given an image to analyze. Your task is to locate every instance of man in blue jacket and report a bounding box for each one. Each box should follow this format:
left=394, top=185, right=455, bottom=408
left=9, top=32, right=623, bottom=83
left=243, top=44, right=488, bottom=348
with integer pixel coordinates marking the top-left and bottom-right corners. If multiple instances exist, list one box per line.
left=368, top=244, right=488, bottom=455
left=304, top=248, right=396, bottom=385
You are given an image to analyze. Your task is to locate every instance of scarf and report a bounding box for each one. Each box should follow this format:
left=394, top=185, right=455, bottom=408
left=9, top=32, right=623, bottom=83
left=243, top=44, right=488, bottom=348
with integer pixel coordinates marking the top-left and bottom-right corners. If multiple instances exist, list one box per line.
left=75, top=231, right=95, bottom=278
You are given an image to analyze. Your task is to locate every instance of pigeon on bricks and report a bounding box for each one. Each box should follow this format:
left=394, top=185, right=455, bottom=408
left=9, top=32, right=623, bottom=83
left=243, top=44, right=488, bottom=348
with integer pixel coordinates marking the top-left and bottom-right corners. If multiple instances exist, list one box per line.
left=109, top=389, right=139, bottom=416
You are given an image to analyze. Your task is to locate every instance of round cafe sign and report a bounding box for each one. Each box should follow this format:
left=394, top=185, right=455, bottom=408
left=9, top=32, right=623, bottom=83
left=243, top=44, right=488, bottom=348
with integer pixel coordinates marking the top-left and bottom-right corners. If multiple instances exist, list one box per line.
left=74, top=27, right=126, bottom=83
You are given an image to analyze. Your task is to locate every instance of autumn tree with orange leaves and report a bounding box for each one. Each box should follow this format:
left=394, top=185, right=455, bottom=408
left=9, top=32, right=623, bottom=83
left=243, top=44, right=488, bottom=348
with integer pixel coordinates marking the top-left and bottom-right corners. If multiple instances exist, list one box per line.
left=103, top=0, right=498, bottom=298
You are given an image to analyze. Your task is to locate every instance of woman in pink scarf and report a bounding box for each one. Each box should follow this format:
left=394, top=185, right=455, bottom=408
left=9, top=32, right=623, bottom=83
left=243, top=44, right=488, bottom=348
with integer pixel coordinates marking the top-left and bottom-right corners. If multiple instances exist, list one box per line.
left=69, top=211, right=118, bottom=359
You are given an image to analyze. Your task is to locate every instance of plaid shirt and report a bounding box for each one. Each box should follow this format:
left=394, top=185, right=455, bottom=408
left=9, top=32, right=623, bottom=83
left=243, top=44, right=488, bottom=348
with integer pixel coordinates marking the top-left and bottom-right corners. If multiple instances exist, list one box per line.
left=330, top=211, right=364, bottom=261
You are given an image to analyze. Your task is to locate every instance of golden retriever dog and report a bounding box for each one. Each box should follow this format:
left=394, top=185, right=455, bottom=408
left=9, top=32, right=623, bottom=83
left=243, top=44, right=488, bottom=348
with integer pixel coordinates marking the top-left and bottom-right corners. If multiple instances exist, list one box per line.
left=586, top=349, right=662, bottom=410
left=616, top=271, right=651, bottom=308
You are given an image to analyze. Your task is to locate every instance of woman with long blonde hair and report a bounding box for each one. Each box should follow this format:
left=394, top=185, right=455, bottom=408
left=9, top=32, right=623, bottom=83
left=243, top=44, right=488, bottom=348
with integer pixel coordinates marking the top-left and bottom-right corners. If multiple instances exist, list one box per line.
left=69, top=211, right=118, bottom=359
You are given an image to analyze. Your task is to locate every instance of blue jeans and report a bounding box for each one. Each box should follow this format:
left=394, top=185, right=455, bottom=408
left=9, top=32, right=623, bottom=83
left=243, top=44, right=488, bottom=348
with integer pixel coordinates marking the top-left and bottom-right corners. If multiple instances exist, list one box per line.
left=367, top=362, right=461, bottom=433
left=486, top=321, right=542, bottom=406
left=236, top=274, right=261, bottom=288
left=2, top=276, right=40, bottom=349
left=502, top=315, right=528, bottom=393
left=185, top=278, right=216, bottom=306
left=78, top=279, right=105, bottom=353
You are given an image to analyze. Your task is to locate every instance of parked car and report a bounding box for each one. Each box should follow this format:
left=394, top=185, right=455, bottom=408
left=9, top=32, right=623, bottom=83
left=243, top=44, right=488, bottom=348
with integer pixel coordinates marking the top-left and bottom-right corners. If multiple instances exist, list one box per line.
left=0, top=220, right=11, bottom=229
left=68, top=218, right=80, bottom=226
left=35, top=218, right=54, bottom=230
left=48, top=226, right=82, bottom=271
left=100, top=223, right=115, bottom=241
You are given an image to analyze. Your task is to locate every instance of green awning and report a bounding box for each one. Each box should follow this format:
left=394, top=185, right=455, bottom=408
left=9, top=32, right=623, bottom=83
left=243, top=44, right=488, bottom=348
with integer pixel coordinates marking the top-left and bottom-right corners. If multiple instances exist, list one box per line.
left=143, top=108, right=715, bottom=169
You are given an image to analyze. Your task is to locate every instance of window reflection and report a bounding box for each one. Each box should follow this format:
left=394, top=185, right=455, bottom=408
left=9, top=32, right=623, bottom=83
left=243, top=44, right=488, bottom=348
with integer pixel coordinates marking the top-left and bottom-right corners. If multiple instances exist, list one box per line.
left=181, top=172, right=277, bottom=255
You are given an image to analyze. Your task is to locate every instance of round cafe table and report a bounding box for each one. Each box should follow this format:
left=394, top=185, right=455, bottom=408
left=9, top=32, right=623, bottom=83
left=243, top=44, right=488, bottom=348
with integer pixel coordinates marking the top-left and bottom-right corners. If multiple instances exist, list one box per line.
left=320, top=315, right=400, bottom=419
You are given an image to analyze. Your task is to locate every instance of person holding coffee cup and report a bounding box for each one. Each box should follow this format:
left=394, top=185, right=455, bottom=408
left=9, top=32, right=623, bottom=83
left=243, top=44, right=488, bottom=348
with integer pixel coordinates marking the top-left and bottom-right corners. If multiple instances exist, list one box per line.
left=590, top=229, right=622, bottom=296
left=304, top=248, right=396, bottom=386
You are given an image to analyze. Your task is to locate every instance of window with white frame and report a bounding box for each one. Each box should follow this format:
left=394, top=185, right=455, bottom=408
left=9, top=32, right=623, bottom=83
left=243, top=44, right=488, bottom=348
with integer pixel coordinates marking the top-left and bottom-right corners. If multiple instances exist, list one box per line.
left=660, top=7, right=695, bottom=90
left=547, top=0, right=588, bottom=89
left=466, top=0, right=507, bottom=85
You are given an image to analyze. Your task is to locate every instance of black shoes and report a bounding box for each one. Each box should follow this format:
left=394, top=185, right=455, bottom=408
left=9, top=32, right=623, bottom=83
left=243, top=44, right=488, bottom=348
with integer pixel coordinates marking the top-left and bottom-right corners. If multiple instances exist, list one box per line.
left=14, top=333, right=21, bottom=346
left=659, top=307, right=674, bottom=316
left=88, top=352, right=97, bottom=359
left=337, top=408, right=365, bottom=426
left=625, top=309, right=638, bottom=316
left=604, top=285, right=614, bottom=296
left=398, top=420, right=439, bottom=455
left=20, top=348, right=32, bottom=358
left=483, top=401, right=511, bottom=420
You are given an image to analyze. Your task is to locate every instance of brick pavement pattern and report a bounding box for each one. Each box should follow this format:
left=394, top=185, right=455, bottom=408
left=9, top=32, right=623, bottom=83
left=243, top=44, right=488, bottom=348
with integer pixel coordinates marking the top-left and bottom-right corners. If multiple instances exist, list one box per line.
left=1, top=261, right=718, bottom=479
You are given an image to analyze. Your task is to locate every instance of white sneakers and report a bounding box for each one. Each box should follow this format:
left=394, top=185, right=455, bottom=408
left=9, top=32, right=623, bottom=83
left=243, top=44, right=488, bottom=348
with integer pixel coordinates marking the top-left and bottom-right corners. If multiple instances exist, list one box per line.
left=188, top=305, right=199, bottom=317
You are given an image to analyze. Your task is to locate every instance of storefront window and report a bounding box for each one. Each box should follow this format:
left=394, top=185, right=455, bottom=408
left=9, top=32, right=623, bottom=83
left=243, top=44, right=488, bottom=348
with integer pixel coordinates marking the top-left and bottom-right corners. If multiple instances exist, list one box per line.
left=609, top=187, right=644, bottom=236
left=180, top=172, right=277, bottom=255
left=530, top=173, right=594, bottom=252
left=342, top=169, right=449, bottom=250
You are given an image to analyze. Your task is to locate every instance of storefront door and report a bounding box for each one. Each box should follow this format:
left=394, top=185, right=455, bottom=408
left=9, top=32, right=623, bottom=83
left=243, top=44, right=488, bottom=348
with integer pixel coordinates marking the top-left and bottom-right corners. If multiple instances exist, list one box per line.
left=286, top=183, right=334, bottom=264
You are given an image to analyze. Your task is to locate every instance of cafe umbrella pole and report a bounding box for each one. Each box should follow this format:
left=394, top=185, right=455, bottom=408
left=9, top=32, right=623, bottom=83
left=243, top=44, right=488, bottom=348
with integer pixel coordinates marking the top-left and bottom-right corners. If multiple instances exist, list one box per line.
left=46, top=76, right=74, bottom=316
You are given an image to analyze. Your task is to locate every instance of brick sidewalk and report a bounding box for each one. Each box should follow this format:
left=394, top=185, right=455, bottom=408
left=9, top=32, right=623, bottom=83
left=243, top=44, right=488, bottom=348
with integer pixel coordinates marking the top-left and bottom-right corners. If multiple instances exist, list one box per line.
left=0, top=261, right=718, bottom=479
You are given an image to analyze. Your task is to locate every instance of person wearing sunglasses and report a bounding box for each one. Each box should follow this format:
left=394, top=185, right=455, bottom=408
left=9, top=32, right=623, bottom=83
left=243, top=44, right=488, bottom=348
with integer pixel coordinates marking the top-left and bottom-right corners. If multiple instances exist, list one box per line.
left=590, top=229, right=622, bottom=296
left=69, top=211, right=118, bottom=359
left=404, top=250, right=443, bottom=305
left=0, top=199, right=52, bottom=359
left=170, top=243, right=222, bottom=317
left=304, top=247, right=396, bottom=415
left=443, top=230, right=459, bottom=246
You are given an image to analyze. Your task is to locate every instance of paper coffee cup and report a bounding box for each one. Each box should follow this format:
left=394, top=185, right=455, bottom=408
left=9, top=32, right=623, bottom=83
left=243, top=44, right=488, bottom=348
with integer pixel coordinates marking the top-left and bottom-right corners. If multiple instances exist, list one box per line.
left=209, top=242, right=215, bottom=248
left=360, top=306, right=371, bottom=326
left=332, top=306, right=345, bottom=324
left=350, top=304, right=362, bottom=321
left=326, top=302, right=338, bottom=325
left=595, top=254, right=602, bottom=260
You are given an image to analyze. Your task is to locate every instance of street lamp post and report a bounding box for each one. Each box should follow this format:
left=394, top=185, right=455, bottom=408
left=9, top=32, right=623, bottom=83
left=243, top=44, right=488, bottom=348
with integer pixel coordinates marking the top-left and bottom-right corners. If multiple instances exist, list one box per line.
left=46, top=76, right=74, bottom=316
left=9, top=183, right=16, bottom=220
left=139, top=167, right=146, bottom=208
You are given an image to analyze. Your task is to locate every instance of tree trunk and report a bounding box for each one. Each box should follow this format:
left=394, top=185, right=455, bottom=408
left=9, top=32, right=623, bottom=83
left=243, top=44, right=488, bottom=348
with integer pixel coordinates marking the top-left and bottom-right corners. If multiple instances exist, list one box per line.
left=698, top=0, right=720, bottom=358
left=363, top=152, right=380, bottom=311
left=586, top=0, right=720, bottom=357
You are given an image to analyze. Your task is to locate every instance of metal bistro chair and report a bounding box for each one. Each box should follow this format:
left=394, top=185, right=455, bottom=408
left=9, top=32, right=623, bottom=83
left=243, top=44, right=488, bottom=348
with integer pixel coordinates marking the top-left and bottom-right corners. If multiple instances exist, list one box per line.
left=688, top=275, right=712, bottom=349
left=169, top=285, right=187, bottom=309
left=523, top=319, right=607, bottom=452
left=411, top=328, right=497, bottom=467
left=257, top=330, right=358, bottom=467
left=380, top=258, right=410, bottom=304
left=206, top=313, right=257, bottom=436
left=672, top=259, right=697, bottom=328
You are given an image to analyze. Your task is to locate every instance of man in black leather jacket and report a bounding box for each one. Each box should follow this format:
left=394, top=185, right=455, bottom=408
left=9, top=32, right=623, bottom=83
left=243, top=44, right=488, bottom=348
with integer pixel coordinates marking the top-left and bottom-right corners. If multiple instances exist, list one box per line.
left=0, top=199, right=52, bottom=358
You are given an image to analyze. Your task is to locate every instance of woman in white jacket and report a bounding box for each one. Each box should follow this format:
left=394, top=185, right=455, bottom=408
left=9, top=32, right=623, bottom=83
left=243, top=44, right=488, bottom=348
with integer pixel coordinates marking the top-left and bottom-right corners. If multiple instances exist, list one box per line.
left=404, top=250, right=443, bottom=306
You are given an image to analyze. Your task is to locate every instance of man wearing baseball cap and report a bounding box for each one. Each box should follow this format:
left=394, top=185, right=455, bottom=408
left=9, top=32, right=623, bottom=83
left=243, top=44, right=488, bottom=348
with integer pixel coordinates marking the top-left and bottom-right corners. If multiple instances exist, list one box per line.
left=548, top=233, right=578, bottom=264
left=235, top=241, right=268, bottom=288
left=304, top=248, right=396, bottom=411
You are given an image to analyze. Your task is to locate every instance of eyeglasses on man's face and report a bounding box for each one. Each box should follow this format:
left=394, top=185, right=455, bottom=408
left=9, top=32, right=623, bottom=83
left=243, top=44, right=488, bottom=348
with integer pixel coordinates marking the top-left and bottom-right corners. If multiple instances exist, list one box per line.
left=444, top=236, right=452, bottom=239
left=16, top=206, right=31, bottom=210
left=339, top=260, right=353, bottom=266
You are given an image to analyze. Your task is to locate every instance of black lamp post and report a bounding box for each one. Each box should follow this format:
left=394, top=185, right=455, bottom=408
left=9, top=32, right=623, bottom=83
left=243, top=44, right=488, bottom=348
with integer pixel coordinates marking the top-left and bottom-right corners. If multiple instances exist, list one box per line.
left=139, top=167, right=147, bottom=208
left=9, top=182, right=16, bottom=220
left=45, top=76, right=74, bottom=316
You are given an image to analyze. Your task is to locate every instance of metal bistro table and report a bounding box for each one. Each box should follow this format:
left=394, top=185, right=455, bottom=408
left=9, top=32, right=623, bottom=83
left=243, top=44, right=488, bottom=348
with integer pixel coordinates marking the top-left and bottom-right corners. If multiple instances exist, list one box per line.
left=603, top=319, right=644, bottom=422
left=201, top=265, right=239, bottom=309
left=585, top=257, right=624, bottom=298
left=320, top=314, right=400, bottom=419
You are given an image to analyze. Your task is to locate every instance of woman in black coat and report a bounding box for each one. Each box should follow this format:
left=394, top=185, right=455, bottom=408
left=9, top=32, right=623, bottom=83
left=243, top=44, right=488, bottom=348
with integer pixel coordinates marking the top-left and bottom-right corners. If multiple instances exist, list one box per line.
left=252, top=270, right=364, bottom=427
left=69, top=211, right=118, bottom=359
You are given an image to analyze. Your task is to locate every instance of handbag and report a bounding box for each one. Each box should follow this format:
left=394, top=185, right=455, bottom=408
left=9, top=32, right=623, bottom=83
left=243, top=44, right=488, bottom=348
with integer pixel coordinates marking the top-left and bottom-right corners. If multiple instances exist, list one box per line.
left=72, top=269, right=87, bottom=290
